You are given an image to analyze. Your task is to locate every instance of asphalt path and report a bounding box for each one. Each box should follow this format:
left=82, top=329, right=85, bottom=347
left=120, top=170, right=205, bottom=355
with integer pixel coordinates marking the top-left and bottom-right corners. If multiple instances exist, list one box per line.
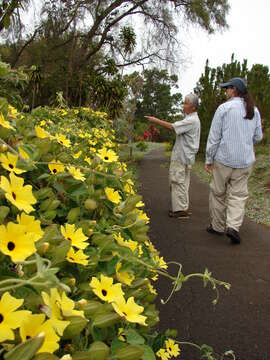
left=138, top=148, right=270, bottom=360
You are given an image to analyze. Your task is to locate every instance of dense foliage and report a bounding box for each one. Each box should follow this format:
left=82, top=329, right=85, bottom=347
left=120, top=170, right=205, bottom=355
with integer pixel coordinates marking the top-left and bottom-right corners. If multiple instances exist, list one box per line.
left=0, top=0, right=230, bottom=113
left=194, top=54, right=270, bottom=153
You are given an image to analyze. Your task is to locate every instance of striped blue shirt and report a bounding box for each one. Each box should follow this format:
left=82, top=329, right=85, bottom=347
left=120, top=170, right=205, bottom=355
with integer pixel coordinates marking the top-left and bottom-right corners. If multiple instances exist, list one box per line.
left=206, top=97, right=263, bottom=168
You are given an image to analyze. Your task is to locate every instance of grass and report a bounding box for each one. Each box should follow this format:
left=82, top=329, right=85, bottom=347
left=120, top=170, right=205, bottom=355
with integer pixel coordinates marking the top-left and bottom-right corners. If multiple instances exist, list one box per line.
left=192, top=144, right=270, bottom=227
left=118, top=142, right=164, bottom=162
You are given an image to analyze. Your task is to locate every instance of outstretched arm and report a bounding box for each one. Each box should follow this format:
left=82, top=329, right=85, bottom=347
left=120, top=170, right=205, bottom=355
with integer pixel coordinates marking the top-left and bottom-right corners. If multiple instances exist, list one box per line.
left=144, top=116, right=173, bottom=131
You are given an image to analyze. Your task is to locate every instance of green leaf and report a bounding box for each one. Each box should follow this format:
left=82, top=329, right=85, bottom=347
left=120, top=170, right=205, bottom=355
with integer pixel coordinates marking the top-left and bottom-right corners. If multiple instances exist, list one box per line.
left=111, top=338, right=125, bottom=354
left=106, top=256, right=119, bottom=275
left=126, top=329, right=145, bottom=345
left=37, top=173, right=50, bottom=180
left=142, top=345, right=156, bottom=360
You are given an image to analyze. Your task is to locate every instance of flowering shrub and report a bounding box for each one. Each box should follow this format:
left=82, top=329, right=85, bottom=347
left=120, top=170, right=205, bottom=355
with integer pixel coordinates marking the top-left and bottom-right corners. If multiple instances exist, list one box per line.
left=143, top=124, right=160, bottom=142
left=0, top=102, right=232, bottom=360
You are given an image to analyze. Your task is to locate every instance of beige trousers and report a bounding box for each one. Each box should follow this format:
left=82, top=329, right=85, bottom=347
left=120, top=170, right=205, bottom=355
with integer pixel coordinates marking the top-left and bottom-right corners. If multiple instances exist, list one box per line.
left=169, top=160, right=191, bottom=212
left=209, top=160, right=252, bottom=232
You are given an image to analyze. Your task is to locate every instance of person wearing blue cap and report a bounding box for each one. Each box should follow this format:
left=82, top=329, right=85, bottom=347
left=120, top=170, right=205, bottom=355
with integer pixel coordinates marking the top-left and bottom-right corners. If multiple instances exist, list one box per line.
left=205, top=77, right=263, bottom=244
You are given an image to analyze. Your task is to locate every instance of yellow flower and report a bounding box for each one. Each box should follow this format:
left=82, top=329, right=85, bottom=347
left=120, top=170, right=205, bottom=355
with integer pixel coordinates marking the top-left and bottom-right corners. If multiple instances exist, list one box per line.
left=74, top=109, right=79, bottom=114
left=90, top=146, right=97, bottom=153
left=118, top=327, right=126, bottom=342
left=55, top=133, right=71, bottom=147
left=0, top=292, right=31, bottom=342
left=18, top=146, right=30, bottom=160
left=0, top=152, right=26, bottom=174
left=124, top=183, right=135, bottom=195
left=8, top=105, right=18, bottom=118
left=48, top=159, right=65, bottom=174
left=0, top=112, right=15, bottom=130
left=73, top=150, right=82, bottom=159
left=105, top=187, right=121, bottom=204
left=112, top=297, right=147, bottom=326
left=20, top=314, right=60, bottom=354
left=138, top=244, right=143, bottom=257
left=0, top=222, right=37, bottom=262
left=88, top=139, right=97, bottom=146
left=35, top=126, right=50, bottom=139
left=165, top=339, right=180, bottom=357
left=39, top=120, right=46, bottom=126
left=116, top=262, right=134, bottom=286
left=114, top=233, right=137, bottom=253
left=145, top=240, right=157, bottom=253
left=61, top=223, right=88, bottom=249
left=156, top=349, right=170, bottom=360
left=97, top=148, right=118, bottom=163
left=66, top=247, right=89, bottom=266
left=148, top=283, right=157, bottom=295
left=136, top=209, right=149, bottom=224
left=136, top=201, right=144, bottom=208
left=42, top=288, right=84, bottom=335
left=17, top=212, right=44, bottom=242
left=90, top=274, right=124, bottom=303
left=84, top=157, right=92, bottom=166
left=0, top=173, right=37, bottom=213
left=155, top=255, right=168, bottom=270
left=67, top=166, right=85, bottom=181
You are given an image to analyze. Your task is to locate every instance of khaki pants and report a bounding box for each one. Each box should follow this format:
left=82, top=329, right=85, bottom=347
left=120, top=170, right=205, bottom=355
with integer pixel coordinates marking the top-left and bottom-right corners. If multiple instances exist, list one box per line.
left=169, top=160, right=191, bottom=212
left=209, top=160, right=252, bottom=232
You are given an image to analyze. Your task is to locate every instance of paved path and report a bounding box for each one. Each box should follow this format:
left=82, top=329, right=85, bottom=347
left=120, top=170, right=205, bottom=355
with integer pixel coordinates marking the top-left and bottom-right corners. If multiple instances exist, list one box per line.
left=138, top=148, right=270, bottom=360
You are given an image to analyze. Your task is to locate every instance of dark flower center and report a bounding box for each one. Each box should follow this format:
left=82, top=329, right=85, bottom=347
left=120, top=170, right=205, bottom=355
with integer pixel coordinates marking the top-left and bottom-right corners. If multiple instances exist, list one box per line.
left=0, top=314, right=3, bottom=323
left=12, top=192, right=16, bottom=200
left=101, top=289, right=107, bottom=296
left=104, top=156, right=109, bottom=160
left=53, top=169, right=57, bottom=173
left=9, top=164, right=14, bottom=169
left=67, top=237, right=71, bottom=241
left=8, top=242, right=15, bottom=251
left=26, top=335, right=31, bottom=340
left=69, top=257, right=74, bottom=260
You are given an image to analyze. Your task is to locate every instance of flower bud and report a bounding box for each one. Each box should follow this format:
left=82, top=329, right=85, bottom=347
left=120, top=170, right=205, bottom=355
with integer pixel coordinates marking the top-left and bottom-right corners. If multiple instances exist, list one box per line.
left=77, top=299, right=87, bottom=309
left=67, top=207, right=80, bottom=223
left=88, top=341, right=109, bottom=360
left=84, top=198, right=98, bottom=211
left=37, top=242, right=50, bottom=255
left=0, top=144, right=8, bottom=152
left=62, top=316, right=88, bottom=340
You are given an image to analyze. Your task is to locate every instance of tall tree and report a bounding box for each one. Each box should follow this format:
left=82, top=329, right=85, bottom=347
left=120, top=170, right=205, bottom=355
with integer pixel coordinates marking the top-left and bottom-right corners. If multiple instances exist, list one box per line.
left=0, top=0, right=230, bottom=114
left=135, top=67, right=182, bottom=140
left=247, top=64, right=270, bottom=130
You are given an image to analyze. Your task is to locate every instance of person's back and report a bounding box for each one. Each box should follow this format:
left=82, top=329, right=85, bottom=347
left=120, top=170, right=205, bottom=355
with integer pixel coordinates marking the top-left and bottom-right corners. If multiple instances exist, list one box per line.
left=205, top=77, right=263, bottom=244
left=214, top=97, right=262, bottom=168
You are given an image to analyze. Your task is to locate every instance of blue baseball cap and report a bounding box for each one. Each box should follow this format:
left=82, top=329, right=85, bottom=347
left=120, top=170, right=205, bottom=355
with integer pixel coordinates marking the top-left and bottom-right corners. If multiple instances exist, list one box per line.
left=219, top=77, right=247, bottom=94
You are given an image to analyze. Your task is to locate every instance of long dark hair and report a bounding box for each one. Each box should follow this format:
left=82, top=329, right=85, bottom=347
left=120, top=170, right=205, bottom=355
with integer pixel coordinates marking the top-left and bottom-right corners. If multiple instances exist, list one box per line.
left=236, top=90, right=255, bottom=120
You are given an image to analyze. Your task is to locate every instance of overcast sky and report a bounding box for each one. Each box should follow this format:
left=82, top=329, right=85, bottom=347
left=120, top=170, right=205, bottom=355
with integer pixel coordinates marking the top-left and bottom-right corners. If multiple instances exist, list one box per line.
left=178, top=0, right=270, bottom=96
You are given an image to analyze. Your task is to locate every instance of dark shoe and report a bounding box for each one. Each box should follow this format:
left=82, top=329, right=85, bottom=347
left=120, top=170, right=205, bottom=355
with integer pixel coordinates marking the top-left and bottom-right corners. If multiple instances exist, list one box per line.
left=206, top=224, right=224, bottom=236
left=168, top=210, right=190, bottom=219
left=226, top=227, right=241, bottom=244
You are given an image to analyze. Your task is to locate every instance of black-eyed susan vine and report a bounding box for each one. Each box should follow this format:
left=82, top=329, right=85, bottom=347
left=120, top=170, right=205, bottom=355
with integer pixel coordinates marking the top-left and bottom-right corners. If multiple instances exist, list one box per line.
left=0, top=101, right=235, bottom=360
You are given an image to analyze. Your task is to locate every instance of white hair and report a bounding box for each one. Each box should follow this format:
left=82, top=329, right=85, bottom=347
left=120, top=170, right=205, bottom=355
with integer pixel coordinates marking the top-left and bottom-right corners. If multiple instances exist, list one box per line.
left=185, top=93, right=199, bottom=109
